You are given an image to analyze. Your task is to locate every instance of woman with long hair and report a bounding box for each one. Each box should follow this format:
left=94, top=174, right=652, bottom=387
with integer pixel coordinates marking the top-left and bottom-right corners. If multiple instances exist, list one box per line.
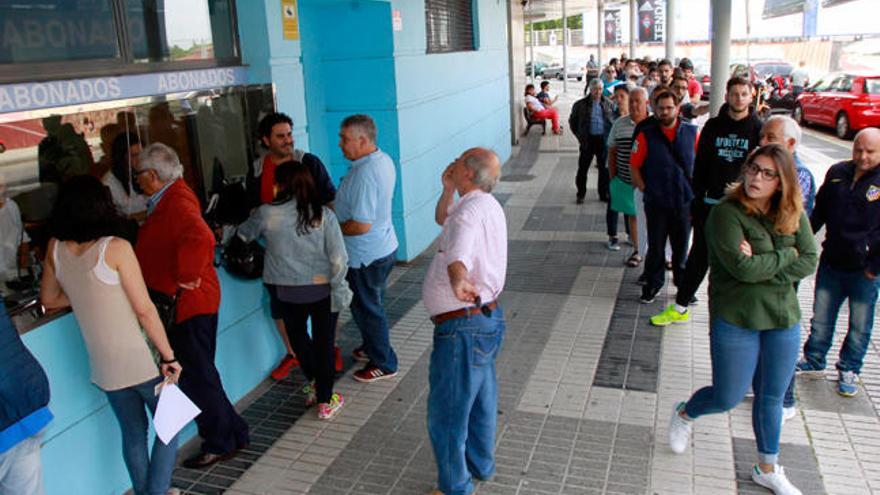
left=40, top=175, right=181, bottom=495
left=103, top=132, right=148, bottom=219
left=667, top=144, right=818, bottom=495
left=238, top=161, right=351, bottom=420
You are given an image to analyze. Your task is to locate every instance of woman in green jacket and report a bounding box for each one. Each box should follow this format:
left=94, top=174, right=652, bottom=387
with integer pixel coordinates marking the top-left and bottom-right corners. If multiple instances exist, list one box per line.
left=667, top=144, right=818, bottom=495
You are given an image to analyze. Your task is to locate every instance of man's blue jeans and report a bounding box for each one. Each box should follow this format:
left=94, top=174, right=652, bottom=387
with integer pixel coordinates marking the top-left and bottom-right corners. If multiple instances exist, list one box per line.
left=347, top=251, right=398, bottom=373
left=684, top=317, right=799, bottom=465
left=802, top=263, right=880, bottom=374
left=428, top=306, right=505, bottom=495
left=105, top=376, right=179, bottom=495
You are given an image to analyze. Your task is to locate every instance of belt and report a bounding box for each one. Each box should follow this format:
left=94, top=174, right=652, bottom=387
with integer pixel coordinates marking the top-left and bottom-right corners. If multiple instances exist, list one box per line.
left=430, top=301, right=497, bottom=326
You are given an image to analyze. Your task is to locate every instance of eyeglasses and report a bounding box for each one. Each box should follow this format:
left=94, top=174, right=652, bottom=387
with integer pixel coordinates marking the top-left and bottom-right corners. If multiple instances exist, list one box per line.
left=745, top=162, right=780, bottom=180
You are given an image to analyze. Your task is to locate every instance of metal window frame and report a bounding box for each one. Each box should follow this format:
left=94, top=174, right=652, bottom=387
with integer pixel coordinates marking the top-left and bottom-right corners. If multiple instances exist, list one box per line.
left=425, top=0, right=477, bottom=54
left=0, top=0, right=243, bottom=85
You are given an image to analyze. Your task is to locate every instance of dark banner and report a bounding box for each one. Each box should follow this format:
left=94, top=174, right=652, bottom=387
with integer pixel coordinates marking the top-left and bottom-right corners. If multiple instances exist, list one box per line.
left=637, top=0, right=665, bottom=43
left=604, top=10, right=622, bottom=44
left=762, top=0, right=805, bottom=19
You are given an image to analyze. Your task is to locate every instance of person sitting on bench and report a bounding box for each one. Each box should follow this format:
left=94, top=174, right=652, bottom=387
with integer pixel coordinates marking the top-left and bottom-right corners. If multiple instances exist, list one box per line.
left=525, top=84, right=562, bottom=135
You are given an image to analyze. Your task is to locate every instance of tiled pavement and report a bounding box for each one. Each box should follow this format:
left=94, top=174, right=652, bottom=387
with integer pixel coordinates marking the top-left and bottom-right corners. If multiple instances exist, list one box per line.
left=171, top=90, right=880, bottom=495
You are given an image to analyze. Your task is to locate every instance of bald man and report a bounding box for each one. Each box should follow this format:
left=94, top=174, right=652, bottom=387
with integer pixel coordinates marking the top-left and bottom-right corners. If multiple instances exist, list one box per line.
left=423, top=148, right=507, bottom=495
left=797, top=128, right=880, bottom=397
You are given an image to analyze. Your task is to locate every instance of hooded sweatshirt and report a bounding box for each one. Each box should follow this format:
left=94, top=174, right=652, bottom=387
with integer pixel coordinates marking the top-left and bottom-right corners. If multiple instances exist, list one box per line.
left=691, top=103, right=763, bottom=203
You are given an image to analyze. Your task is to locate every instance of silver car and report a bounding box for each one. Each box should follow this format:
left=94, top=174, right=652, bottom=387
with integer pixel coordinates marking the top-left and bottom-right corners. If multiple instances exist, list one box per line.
left=541, top=63, right=584, bottom=81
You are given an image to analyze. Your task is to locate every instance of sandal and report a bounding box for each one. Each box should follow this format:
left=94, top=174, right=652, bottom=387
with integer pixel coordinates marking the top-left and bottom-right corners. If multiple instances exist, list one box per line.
left=626, top=252, right=642, bottom=267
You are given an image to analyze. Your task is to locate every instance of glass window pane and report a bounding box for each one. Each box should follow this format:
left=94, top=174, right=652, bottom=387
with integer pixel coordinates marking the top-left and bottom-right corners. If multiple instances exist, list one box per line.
left=126, top=0, right=237, bottom=63
left=0, top=0, right=120, bottom=64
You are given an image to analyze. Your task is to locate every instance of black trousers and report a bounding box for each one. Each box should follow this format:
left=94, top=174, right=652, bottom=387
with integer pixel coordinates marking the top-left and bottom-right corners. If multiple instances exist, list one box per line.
left=169, top=313, right=249, bottom=455
left=644, top=204, right=691, bottom=292
left=576, top=135, right=609, bottom=200
left=675, top=202, right=712, bottom=307
left=275, top=294, right=336, bottom=404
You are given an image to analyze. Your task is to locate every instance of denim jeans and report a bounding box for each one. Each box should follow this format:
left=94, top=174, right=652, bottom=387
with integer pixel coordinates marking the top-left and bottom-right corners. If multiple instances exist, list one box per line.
left=0, top=433, right=44, bottom=495
left=802, top=263, right=880, bottom=374
left=105, top=376, right=179, bottom=495
left=428, top=306, right=505, bottom=495
left=347, top=251, right=398, bottom=372
left=684, top=317, right=799, bottom=465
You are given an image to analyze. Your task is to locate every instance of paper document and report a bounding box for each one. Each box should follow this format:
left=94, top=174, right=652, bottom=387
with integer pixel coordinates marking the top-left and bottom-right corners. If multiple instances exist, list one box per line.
left=153, top=383, right=201, bottom=445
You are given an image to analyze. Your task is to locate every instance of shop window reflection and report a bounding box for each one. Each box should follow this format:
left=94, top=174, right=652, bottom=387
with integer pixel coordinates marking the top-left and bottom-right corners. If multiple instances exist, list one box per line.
left=126, top=0, right=238, bottom=63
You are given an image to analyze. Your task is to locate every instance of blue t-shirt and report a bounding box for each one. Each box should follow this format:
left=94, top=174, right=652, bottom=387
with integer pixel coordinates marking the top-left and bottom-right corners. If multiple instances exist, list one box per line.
left=335, top=149, right=399, bottom=267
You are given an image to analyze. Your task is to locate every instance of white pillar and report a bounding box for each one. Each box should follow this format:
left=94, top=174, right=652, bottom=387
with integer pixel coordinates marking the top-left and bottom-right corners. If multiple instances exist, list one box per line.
left=597, top=0, right=604, bottom=68
left=709, top=0, right=732, bottom=116
left=666, top=0, right=676, bottom=62
left=630, top=0, right=637, bottom=59
left=529, top=2, right=535, bottom=80
left=562, top=0, right=568, bottom=92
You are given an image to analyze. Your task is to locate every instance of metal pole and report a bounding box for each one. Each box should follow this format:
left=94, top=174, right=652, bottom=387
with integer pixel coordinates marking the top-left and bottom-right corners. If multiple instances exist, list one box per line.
left=529, top=1, right=535, bottom=81
left=709, top=0, right=732, bottom=115
left=666, top=0, right=675, bottom=62
left=597, top=0, right=604, bottom=68
left=562, top=0, right=568, bottom=92
left=630, top=0, right=637, bottom=59
left=745, top=0, right=751, bottom=67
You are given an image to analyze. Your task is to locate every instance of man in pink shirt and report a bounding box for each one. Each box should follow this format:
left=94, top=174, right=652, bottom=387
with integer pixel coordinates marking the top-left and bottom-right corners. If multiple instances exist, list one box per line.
left=423, top=147, right=507, bottom=495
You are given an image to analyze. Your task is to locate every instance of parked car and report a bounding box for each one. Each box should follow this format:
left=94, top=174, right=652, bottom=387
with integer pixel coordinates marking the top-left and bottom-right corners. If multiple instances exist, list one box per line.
left=702, top=60, right=793, bottom=101
left=525, top=61, right=548, bottom=78
left=541, top=63, right=584, bottom=81
left=794, top=72, right=880, bottom=139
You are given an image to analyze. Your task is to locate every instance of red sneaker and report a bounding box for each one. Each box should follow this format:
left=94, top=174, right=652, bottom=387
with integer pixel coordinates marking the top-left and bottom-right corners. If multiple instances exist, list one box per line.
left=334, top=346, right=343, bottom=373
left=353, top=365, right=398, bottom=383
left=351, top=346, right=369, bottom=362
left=270, top=354, right=298, bottom=380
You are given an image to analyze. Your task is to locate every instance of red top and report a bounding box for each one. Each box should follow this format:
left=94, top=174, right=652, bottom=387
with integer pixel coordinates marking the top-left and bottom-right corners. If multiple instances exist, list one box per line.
left=135, top=180, right=220, bottom=323
left=688, top=76, right=703, bottom=100
left=260, top=155, right=278, bottom=204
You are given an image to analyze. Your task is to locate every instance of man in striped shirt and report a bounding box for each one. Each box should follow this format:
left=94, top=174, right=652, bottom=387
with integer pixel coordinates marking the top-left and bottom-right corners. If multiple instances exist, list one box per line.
left=607, top=86, right=650, bottom=267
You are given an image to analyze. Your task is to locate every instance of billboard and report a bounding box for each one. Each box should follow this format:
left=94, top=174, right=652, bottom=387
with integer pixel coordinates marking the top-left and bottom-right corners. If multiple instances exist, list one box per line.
left=604, top=10, right=622, bottom=44
left=638, top=0, right=665, bottom=43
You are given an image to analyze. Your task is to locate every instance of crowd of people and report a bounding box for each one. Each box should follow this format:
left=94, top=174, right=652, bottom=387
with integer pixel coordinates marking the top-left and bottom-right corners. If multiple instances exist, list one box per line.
left=525, top=53, right=880, bottom=495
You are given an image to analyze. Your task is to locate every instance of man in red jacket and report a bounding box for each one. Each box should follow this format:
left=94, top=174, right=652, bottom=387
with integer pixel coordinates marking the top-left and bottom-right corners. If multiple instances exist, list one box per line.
left=134, top=143, right=249, bottom=469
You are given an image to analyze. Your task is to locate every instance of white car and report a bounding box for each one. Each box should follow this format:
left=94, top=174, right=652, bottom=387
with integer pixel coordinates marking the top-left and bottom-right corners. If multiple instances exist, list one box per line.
left=541, top=63, right=584, bottom=81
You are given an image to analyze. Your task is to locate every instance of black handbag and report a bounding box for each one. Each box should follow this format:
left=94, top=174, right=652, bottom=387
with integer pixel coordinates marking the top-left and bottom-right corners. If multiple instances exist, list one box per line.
left=149, top=288, right=180, bottom=331
left=222, top=235, right=264, bottom=279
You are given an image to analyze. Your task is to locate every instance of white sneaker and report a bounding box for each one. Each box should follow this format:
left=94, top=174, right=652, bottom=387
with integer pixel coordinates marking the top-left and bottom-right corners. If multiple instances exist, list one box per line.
left=668, top=401, right=692, bottom=454
left=751, top=465, right=803, bottom=495
left=782, top=406, right=797, bottom=423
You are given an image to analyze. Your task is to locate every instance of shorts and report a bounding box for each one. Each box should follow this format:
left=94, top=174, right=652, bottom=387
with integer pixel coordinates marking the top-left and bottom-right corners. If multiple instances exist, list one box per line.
left=610, top=177, right=636, bottom=216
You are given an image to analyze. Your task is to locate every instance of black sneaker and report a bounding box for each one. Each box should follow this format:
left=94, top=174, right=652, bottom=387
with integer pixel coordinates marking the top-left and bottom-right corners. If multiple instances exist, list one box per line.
left=576, top=196, right=585, bottom=205
left=640, top=286, right=660, bottom=304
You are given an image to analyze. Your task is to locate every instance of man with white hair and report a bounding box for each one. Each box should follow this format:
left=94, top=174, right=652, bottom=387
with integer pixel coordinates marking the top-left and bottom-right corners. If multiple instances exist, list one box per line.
left=424, top=147, right=506, bottom=495
left=569, top=77, right=615, bottom=204
left=760, top=115, right=816, bottom=214
left=0, top=176, right=30, bottom=293
left=134, top=143, right=250, bottom=468
left=795, top=128, right=880, bottom=397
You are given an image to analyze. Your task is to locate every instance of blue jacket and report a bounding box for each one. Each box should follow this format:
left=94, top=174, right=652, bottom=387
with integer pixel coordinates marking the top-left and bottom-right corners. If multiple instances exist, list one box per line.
left=811, top=161, right=880, bottom=274
left=641, top=121, right=698, bottom=209
left=0, top=297, right=52, bottom=453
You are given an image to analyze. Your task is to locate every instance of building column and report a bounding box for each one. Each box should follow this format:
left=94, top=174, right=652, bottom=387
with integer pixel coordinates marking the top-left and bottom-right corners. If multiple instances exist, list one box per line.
left=629, top=0, right=637, bottom=59
left=709, top=0, right=732, bottom=115
left=597, top=0, right=604, bottom=67
left=562, top=0, right=568, bottom=92
left=665, top=0, right=676, bottom=61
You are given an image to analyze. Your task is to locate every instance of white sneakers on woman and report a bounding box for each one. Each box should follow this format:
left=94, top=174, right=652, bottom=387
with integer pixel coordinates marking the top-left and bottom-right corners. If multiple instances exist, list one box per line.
left=751, top=465, right=803, bottom=495
left=668, top=402, right=692, bottom=454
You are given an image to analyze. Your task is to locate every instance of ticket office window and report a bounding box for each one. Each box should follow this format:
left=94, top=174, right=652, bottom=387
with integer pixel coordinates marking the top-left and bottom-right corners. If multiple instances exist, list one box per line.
left=0, top=84, right=275, bottom=332
left=0, top=0, right=240, bottom=83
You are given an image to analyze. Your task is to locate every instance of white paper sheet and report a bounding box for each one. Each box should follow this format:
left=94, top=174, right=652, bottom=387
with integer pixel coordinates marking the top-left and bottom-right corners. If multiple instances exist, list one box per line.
left=153, top=383, right=201, bottom=445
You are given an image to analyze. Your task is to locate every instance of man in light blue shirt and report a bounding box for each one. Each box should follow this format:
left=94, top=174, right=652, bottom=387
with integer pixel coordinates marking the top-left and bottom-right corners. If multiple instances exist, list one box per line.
left=335, top=114, right=399, bottom=383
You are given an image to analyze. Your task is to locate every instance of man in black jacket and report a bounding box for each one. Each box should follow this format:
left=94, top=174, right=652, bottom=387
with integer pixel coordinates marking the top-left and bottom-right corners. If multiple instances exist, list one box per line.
left=650, top=76, right=762, bottom=326
left=569, top=78, right=615, bottom=203
left=797, top=128, right=880, bottom=397
left=0, top=297, right=52, bottom=494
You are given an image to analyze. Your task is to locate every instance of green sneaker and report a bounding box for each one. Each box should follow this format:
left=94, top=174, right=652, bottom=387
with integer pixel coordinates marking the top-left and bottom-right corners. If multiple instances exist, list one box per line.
left=650, top=304, right=689, bottom=327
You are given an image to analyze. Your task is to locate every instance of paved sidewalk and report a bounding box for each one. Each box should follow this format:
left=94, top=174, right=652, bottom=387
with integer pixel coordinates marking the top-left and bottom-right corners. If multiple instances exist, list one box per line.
left=172, top=89, right=880, bottom=495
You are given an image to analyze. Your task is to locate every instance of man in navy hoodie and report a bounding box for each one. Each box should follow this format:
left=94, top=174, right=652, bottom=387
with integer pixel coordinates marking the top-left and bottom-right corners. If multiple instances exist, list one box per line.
left=797, top=128, right=880, bottom=397
left=0, top=297, right=52, bottom=494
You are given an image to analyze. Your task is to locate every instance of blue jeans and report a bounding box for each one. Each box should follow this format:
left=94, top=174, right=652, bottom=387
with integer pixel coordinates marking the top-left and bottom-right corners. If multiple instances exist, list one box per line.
left=428, top=306, right=505, bottom=495
left=105, top=376, right=179, bottom=495
left=802, top=263, right=880, bottom=374
left=684, top=317, right=799, bottom=465
left=0, top=433, right=44, bottom=495
left=347, top=251, right=398, bottom=372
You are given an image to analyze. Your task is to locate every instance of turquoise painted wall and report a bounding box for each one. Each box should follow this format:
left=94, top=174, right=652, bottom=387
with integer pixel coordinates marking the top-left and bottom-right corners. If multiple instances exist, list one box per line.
left=30, top=272, right=281, bottom=495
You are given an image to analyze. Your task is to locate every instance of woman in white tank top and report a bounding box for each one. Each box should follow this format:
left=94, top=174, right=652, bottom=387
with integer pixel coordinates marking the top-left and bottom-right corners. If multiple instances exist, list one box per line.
left=40, top=176, right=182, bottom=495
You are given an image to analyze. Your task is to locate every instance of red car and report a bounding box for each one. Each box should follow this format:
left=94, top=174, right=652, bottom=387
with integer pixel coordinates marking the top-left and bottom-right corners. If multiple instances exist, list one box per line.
left=794, top=72, right=880, bottom=139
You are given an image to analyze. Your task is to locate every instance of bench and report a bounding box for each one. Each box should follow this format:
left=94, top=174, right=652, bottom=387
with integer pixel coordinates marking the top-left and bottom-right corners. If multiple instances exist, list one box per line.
left=523, top=107, right=546, bottom=136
